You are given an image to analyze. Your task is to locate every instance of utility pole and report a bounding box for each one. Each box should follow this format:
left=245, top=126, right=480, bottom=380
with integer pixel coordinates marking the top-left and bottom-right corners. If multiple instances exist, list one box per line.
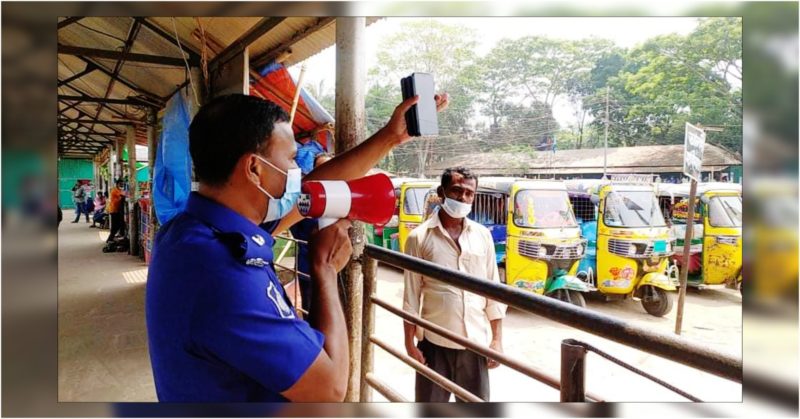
left=603, top=86, right=609, bottom=179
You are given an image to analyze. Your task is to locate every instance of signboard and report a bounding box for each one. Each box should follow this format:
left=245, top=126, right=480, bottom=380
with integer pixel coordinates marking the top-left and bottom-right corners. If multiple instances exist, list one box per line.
left=683, top=122, right=706, bottom=181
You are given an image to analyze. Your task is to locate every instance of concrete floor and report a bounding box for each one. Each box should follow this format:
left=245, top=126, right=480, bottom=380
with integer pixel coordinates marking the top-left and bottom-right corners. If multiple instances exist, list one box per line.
left=58, top=219, right=156, bottom=402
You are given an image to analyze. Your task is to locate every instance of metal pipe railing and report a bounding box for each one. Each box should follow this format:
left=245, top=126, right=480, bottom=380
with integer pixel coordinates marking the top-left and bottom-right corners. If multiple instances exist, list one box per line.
left=369, top=335, right=484, bottom=402
left=363, top=244, right=742, bottom=383
left=365, top=373, right=408, bottom=402
left=371, top=295, right=606, bottom=401
left=560, top=340, right=587, bottom=402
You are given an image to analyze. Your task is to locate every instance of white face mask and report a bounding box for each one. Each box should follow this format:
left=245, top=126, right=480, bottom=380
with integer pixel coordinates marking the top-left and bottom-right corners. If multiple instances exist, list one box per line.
left=440, top=197, right=472, bottom=219
left=253, top=154, right=302, bottom=222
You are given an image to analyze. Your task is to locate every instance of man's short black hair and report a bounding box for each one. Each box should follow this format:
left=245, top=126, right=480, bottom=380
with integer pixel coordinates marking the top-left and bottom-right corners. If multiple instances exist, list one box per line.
left=189, top=94, right=290, bottom=186
left=441, top=166, right=478, bottom=189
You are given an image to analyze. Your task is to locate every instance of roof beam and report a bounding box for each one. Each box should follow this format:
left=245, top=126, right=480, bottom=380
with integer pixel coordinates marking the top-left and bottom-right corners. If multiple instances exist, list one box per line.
left=59, top=127, right=121, bottom=136
left=75, top=56, right=165, bottom=105
left=58, top=118, right=142, bottom=126
left=251, top=17, right=334, bottom=69
left=136, top=18, right=202, bottom=63
left=90, top=19, right=142, bottom=133
left=58, top=17, right=84, bottom=30
left=58, top=44, right=196, bottom=67
left=59, top=82, right=131, bottom=122
left=58, top=62, right=96, bottom=87
left=209, top=17, right=285, bottom=70
left=57, top=95, right=124, bottom=135
left=58, top=94, right=153, bottom=107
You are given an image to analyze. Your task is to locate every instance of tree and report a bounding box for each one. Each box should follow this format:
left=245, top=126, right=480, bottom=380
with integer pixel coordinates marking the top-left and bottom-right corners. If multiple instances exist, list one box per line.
left=367, top=19, right=480, bottom=176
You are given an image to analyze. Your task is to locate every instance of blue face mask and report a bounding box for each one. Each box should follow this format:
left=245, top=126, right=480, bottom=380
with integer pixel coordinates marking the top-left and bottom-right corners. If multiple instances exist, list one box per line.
left=253, top=154, right=302, bottom=222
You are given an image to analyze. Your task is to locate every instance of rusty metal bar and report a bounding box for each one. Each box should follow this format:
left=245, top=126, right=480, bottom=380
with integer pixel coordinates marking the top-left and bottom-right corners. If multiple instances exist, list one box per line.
left=250, top=17, right=335, bottom=68
left=364, top=244, right=742, bottom=383
left=359, top=256, right=378, bottom=401
left=136, top=17, right=202, bottom=63
left=58, top=62, right=96, bottom=87
left=371, top=295, right=603, bottom=402
left=209, top=17, right=285, bottom=70
left=58, top=17, right=84, bottom=30
left=570, top=339, right=701, bottom=401
left=273, top=263, right=310, bottom=279
left=58, top=44, right=194, bottom=67
left=560, top=340, right=587, bottom=402
left=58, top=95, right=152, bottom=106
left=365, top=373, right=408, bottom=402
left=369, top=335, right=484, bottom=402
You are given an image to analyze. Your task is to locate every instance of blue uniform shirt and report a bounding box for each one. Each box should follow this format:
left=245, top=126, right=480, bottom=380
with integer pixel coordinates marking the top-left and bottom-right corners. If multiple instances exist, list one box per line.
left=145, top=192, right=324, bottom=402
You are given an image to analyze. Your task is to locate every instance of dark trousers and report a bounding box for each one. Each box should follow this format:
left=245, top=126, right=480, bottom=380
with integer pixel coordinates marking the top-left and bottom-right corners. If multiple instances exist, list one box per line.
left=415, top=339, right=489, bottom=402
left=73, top=202, right=88, bottom=222
left=107, top=212, right=125, bottom=242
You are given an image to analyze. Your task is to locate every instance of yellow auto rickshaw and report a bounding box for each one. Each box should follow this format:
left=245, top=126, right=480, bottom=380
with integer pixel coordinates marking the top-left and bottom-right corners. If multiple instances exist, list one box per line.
left=657, top=182, right=743, bottom=291
left=503, top=179, right=593, bottom=306
left=567, top=176, right=677, bottom=317
left=398, top=180, right=436, bottom=252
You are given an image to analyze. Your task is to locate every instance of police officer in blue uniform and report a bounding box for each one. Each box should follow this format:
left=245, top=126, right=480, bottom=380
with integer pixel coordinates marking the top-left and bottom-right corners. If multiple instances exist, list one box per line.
left=146, top=93, right=449, bottom=402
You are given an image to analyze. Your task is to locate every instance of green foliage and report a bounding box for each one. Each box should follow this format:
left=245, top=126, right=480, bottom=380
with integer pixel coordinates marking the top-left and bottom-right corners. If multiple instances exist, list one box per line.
left=359, top=17, right=742, bottom=176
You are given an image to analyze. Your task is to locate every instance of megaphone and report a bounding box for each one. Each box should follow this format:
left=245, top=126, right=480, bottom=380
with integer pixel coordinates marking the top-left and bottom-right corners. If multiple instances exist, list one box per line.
left=297, top=173, right=396, bottom=229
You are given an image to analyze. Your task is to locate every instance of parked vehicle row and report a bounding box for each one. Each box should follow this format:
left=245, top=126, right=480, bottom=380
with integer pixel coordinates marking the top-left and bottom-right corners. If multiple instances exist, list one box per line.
left=370, top=175, right=742, bottom=317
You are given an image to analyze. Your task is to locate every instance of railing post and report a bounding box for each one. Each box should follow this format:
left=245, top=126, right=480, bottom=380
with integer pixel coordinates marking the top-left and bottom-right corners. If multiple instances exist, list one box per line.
left=359, top=255, right=377, bottom=401
left=561, top=339, right=587, bottom=402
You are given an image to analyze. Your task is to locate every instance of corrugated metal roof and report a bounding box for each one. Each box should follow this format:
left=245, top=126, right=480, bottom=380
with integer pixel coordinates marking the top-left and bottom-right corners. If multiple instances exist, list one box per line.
left=58, top=16, right=381, bottom=157
left=426, top=144, right=742, bottom=176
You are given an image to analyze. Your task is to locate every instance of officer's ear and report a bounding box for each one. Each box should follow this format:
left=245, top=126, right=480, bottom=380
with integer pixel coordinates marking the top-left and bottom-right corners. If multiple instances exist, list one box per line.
left=244, top=153, right=265, bottom=186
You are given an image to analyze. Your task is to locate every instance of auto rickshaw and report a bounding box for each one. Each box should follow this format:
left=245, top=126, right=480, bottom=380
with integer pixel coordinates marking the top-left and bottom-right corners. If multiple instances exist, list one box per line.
left=472, top=177, right=593, bottom=307
left=748, top=177, right=798, bottom=303
left=657, top=182, right=742, bottom=291
left=366, top=177, right=420, bottom=251
left=566, top=176, right=677, bottom=317
left=398, top=180, right=436, bottom=252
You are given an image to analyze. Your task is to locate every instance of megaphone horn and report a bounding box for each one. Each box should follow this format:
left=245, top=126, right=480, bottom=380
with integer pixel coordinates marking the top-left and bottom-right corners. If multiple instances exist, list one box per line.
left=298, top=173, right=396, bottom=229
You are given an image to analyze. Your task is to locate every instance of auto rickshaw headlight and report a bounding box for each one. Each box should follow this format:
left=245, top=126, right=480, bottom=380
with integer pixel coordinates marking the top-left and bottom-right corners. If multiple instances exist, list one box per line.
left=576, top=244, right=584, bottom=256
left=628, top=244, right=637, bottom=256
left=538, top=247, right=548, bottom=257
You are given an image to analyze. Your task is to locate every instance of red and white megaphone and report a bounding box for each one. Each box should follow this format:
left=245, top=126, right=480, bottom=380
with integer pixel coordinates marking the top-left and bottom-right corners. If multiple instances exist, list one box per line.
left=297, top=173, right=396, bottom=229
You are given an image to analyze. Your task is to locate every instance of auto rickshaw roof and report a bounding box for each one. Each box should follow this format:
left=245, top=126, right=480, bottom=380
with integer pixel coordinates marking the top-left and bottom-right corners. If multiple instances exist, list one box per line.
left=656, top=182, right=742, bottom=197
left=477, top=176, right=521, bottom=193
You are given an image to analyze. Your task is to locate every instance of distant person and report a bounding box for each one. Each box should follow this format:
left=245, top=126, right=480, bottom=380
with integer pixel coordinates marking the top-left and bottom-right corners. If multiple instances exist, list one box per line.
left=403, top=166, right=506, bottom=402
left=91, top=192, right=107, bottom=228
left=106, top=180, right=127, bottom=242
left=289, top=152, right=333, bottom=317
left=71, top=182, right=89, bottom=223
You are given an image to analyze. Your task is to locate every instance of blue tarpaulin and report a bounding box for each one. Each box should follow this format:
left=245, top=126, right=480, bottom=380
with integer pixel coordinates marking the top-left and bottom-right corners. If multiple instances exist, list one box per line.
left=153, top=91, right=193, bottom=225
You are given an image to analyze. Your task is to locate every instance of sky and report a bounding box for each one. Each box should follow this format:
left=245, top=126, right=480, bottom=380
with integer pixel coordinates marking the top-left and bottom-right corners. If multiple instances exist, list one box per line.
left=288, top=17, right=701, bottom=127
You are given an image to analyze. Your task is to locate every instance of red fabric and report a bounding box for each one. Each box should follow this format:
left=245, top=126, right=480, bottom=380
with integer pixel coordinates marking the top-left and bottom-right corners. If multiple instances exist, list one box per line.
left=250, top=67, right=328, bottom=149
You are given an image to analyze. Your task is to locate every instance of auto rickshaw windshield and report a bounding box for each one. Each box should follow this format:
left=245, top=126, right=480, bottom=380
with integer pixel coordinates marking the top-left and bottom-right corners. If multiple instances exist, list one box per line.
left=603, top=191, right=666, bottom=228
left=513, top=190, right=577, bottom=228
left=403, top=187, right=432, bottom=215
left=708, top=195, right=742, bottom=227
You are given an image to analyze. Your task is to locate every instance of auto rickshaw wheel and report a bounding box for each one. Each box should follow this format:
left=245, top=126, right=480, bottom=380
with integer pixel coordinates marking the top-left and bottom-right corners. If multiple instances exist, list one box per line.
left=551, top=289, right=586, bottom=308
left=641, top=286, right=673, bottom=317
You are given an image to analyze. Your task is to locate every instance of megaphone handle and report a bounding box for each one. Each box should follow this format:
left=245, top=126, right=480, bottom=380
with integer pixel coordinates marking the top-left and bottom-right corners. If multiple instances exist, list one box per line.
left=318, top=217, right=337, bottom=229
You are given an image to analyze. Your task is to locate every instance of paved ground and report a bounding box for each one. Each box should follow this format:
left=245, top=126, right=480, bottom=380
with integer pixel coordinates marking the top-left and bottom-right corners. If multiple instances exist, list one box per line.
left=58, top=219, right=155, bottom=402
left=58, top=220, right=742, bottom=402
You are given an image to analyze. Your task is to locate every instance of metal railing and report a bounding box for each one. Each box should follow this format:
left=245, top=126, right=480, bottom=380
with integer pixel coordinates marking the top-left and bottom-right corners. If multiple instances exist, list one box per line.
left=360, top=243, right=742, bottom=402
left=273, top=232, right=308, bottom=316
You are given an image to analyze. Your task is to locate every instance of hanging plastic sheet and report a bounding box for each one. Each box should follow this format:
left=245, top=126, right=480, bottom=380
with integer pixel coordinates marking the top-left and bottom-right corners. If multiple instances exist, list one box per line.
left=153, top=90, right=193, bottom=225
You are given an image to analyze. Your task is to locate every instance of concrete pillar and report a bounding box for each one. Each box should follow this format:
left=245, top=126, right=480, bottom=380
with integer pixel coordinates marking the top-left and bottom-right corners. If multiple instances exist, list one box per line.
left=335, top=17, right=367, bottom=402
